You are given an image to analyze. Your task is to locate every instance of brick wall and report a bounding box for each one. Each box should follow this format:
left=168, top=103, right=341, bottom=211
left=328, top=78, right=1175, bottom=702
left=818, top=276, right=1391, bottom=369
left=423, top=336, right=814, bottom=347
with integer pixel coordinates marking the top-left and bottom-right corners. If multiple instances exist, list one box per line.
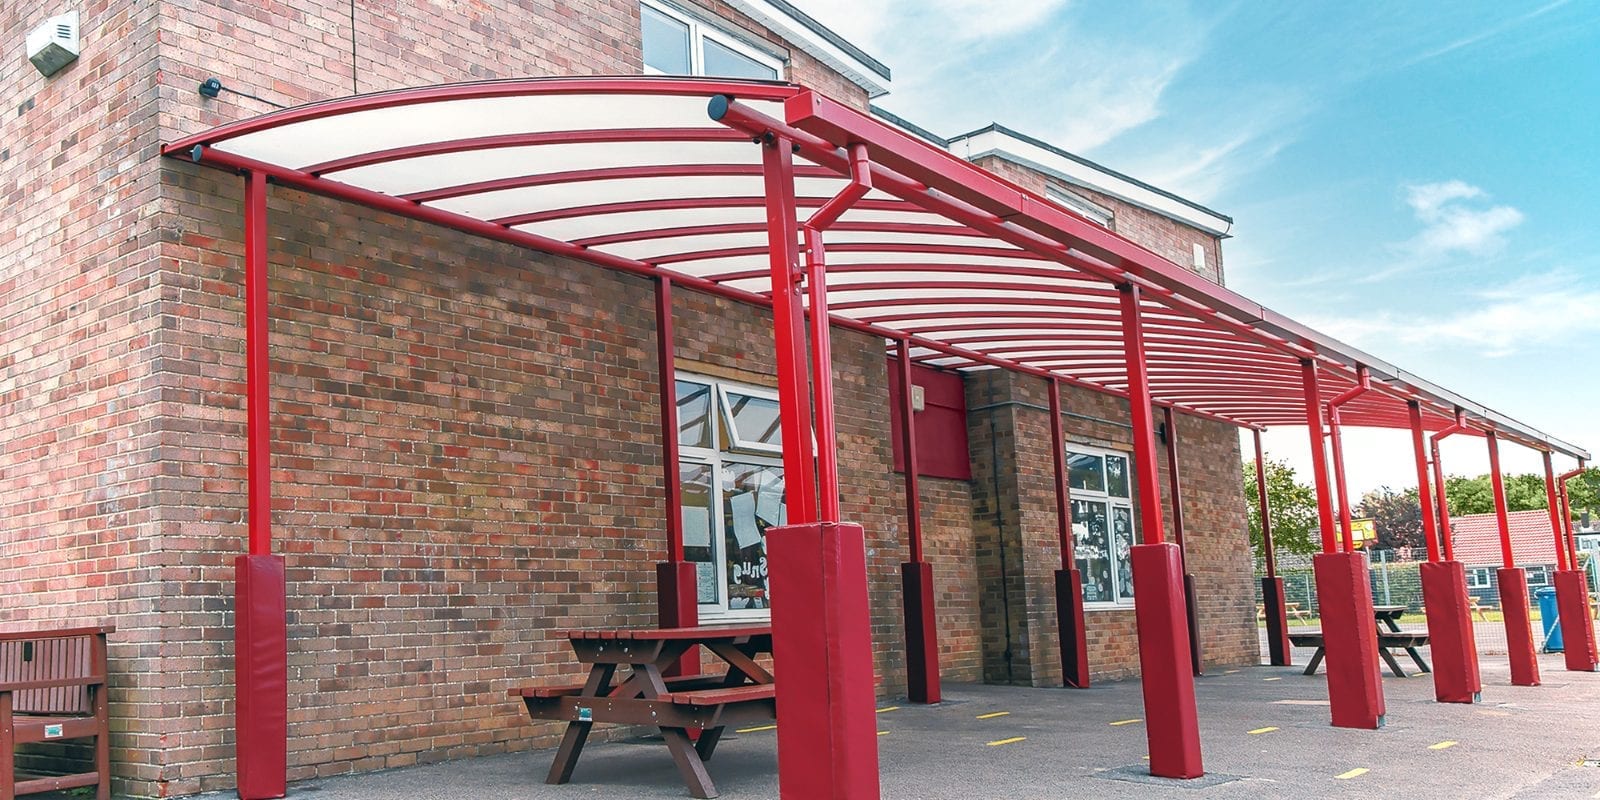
left=973, top=155, right=1226, bottom=285
left=0, top=0, right=168, bottom=790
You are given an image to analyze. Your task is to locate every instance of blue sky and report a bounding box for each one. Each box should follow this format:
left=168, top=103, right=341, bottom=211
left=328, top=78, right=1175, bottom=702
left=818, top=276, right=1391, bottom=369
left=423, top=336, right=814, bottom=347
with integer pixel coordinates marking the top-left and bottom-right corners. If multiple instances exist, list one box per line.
left=798, top=0, right=1600, bottom=495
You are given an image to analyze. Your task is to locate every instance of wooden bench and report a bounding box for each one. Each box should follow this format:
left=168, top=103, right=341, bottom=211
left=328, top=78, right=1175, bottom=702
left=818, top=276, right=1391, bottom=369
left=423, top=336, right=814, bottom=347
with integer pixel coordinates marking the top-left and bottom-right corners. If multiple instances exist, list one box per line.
left=1, top=626, right=113, bottom=800
left=1290, top=629, right=1430, bottom=678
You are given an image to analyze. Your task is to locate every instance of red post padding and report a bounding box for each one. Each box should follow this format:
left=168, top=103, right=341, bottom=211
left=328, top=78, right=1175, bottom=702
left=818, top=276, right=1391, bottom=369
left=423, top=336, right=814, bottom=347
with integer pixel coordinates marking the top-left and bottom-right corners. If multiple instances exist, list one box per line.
left=1130, top=542, right=1203, bottom=779
left=901, top=561, right=941, bottom=703
left=658, top=561, right=700, bottom=677
left=1418, top=561, right=1482, bottom=703
left=1496, top=568, right=1541, bottom=686
left=1261, top=577, right=1292, bottom=667
left=767, top=522, right=882, bottom=800
left=1555, top=569, right=1599, bottom=672
left=1312, top=551, right=1386, bottom=729
left=235, top=554, right=287, bottom=800
left=1055, top=568, right=1091, bottom=688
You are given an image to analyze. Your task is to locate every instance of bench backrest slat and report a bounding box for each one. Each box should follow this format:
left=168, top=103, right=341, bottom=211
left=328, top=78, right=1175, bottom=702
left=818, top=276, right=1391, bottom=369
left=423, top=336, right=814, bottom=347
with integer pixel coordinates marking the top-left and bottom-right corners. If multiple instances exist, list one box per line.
left=0, top=633, right=97, bottom=715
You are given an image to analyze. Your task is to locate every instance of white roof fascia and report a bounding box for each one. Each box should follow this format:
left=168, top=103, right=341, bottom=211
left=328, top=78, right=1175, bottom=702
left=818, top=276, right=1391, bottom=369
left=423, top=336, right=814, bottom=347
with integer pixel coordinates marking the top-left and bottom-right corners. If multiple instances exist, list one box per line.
left=722, top=0, right=892, bottom=98
left=949, top=129, right=1232, bottom=237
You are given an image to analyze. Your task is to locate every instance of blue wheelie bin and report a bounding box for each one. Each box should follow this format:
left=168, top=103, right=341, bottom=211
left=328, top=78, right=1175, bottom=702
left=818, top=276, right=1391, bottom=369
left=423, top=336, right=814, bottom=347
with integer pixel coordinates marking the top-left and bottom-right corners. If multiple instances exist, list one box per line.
left=1536, top=585, right=1563, bottom=652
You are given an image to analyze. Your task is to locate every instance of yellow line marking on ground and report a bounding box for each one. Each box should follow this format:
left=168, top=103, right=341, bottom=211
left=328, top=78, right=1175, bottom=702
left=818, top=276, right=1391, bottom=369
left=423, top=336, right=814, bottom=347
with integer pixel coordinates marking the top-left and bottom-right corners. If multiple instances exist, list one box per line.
left=987, top=736, right=1027, bottom=746
left=1429, top=741, right=1457, bottom=750
left=1335, top=768, right=1369, bottom=780
left=1224, top=669, right=1240, bottom=674
left=737, top=724, right=777, bottom=733
left=1263, top=677, right=1283, bottom=682
left=1110, top=718, right=1142, bottom=726
left=1141, top=755, right=1150, bottom=761
left=876, top=706, right=899, bottom=713
left=1249, top=726, right=1279, bottom=735
left=976, top=711, right=1011, bottom=720
left=877, top=730, right=889, bottom=736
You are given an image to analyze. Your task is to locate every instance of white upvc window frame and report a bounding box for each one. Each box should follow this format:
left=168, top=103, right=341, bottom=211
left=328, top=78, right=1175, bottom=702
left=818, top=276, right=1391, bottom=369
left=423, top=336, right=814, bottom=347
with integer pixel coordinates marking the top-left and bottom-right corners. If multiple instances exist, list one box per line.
left=1524, top=564, right=1550, bottom=587
left=717, top=384, right=783, bottom=454
left=677, top=372, right=783, bottom=622
left=641, top=0, right=784, bottom=80
left=1066, top=443, right=1137, bottom=609
left=1466, top=567, right=1493, bottom=589
left=1046, top=184, right=1114, bottom=228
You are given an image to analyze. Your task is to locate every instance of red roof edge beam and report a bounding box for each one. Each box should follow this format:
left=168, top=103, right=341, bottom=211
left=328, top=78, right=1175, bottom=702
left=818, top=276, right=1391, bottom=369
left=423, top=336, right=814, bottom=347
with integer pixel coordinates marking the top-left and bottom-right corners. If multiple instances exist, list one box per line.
left=745, top=124, right=882, bottom=799
left=1412, top=400, right=1483, bottom=704
left=1051, top=378, right=1091, bottom=688
left=1255, top=430, right=1293, bottom=668
left=1120, top=284, right=1204, bottom=779
left=1303, top=360, right=1386, bottom=729
left=654, top=277, right=700, bottom=678
left=1487, top=431, right=1542, bottom=687
left=1161, top=407, right=1204, bottom=676
left=895, top=341, right=942, bottom=704
left=235, top=170, right=289, bottom=799
left=1554, top=458, right=1600, bottom=671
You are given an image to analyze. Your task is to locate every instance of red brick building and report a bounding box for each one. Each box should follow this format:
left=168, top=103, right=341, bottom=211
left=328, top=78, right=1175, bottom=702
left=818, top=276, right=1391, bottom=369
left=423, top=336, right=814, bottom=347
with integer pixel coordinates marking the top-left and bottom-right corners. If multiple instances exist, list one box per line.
left=4, top=2, right=1255, bottom=795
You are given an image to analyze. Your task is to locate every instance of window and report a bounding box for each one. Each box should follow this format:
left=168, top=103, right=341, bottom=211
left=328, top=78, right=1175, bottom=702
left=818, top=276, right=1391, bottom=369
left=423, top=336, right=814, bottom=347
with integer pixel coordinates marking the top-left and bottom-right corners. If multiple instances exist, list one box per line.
left=1525, top=565, right=1550, bottom=588
left=1046, top=185, right=1114, bottom=228
left=676, top=374, right=787, bottom=619
left=642, top=1, right=782, bottom=80
left=1069, top=446, right=1136, bottom=607
left=1466, top=567, right=1492, bottom=589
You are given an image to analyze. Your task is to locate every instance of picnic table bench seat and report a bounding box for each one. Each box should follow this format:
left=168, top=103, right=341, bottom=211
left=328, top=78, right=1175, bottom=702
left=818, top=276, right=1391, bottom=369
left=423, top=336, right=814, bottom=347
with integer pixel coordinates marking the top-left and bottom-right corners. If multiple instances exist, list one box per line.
left=1289, top=628, right=1431, bottom=678
left=1, top=626, right=114, bottom=800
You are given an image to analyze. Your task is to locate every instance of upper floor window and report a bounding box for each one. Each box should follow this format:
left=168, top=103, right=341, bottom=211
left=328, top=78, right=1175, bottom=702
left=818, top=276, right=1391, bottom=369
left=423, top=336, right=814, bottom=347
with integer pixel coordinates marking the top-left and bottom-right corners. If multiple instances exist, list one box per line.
left=1069, top=445, right=1136, bottom=608
left=642, top=1, right=782, bottom=81
left=1046, top=185, right=1114, bottom=229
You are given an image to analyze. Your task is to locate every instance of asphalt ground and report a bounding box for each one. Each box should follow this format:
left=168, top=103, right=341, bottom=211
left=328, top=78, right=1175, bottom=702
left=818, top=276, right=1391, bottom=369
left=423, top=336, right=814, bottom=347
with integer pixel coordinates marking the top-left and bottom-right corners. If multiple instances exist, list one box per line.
left=233, top=651, right=1600, bottom=800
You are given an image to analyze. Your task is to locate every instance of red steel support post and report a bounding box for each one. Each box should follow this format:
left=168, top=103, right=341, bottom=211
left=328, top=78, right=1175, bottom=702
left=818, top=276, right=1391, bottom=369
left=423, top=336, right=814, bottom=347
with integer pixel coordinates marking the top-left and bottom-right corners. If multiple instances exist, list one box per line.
left=1546, top=453, right=1598, bottom=671
left=1303, top=360, right=1385, bottom=729
left=1429, top=410, right=1468, bottom=561
left=1488, top=431, right=1540, bottom=686
left=1411, top=401, right=1480, bottom=703
left=236, top=171, right=288, bottom=800
left=1255, top=430, right=1292, bottom=667
left=654, top=277, right=699, bottom=677
left=1325, top=367, right=1372, bottom=552
left=804, top=226, right=841, bottom=524
left=1162, top=407, right=1203, bottom=675
left=1050, top=378, right=1091, bottom=687
left=896, top=340, right=941, bottom=703
left=1119, top=284, right=1203, bottom=779
left=759, top=135, right=880, bottom=800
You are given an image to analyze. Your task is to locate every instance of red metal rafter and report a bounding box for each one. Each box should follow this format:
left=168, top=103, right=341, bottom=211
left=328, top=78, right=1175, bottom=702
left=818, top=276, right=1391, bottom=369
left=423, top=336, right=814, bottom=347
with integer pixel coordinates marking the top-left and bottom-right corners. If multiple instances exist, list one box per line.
left=308, top=128, right=752, bottom=176
left=403, top=162, right=839, bottom=203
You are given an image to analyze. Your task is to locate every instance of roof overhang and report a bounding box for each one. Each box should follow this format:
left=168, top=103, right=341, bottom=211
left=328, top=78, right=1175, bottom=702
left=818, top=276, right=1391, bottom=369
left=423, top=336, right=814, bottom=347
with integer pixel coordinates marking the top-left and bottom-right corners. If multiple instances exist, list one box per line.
left=159, top=76, right=1589, bottom=460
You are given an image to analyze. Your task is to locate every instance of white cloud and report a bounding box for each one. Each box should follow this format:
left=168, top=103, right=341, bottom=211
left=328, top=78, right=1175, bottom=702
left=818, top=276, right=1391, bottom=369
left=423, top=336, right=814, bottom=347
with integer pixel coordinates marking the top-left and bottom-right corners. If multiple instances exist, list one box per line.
left=1398, top=180, right=1524, bottom=258
left=921, top=0, right=1072, bottom=41
left=1304, top=269, right=1600, bottom=358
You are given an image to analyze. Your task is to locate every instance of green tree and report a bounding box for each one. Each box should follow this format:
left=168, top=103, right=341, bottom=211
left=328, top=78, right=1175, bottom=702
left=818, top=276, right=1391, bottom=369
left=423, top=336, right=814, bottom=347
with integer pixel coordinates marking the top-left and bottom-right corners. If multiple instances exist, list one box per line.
left=1244, top=457, right=1320, bottom=560
left=1357, top=487, right=1425, bottom=552
left=1444, top=472, right=1551, bottom=517
left=1564, top=467, right=1600, bottom=526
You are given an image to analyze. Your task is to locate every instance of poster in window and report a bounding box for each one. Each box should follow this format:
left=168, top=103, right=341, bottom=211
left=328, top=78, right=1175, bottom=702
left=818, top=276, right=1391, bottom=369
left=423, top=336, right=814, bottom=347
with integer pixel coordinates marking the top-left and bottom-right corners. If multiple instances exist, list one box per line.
left=1105, top=455, right=1130, bottom=498
left=681, top=505, right=711, bottom=548
left=1113, top=505, right=1134, bottom=599
left=696, top=561, right=717, bottom=604
left=729, top=491, right=762, bottom=549
left=1072, top=498, right=1111, bottom=603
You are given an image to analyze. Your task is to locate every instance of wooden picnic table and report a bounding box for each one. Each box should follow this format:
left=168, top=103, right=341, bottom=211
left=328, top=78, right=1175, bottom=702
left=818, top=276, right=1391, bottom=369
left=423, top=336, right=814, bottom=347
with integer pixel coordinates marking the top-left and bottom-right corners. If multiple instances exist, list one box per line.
left=511, top=624, right=775, bottom=799
left=1290, top=605, right=1431, bottom=678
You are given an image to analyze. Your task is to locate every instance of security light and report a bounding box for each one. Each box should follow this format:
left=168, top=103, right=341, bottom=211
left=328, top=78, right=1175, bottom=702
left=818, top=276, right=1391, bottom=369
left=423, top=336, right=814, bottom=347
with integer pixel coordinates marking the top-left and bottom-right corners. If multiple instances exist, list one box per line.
left=27, top=11, right=80, bottom=78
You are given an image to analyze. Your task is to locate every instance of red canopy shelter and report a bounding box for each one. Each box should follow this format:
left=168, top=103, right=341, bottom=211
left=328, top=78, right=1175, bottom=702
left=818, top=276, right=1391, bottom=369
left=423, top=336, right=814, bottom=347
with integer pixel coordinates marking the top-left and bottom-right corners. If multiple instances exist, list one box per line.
left=163, top=76, right=1589, bottom=799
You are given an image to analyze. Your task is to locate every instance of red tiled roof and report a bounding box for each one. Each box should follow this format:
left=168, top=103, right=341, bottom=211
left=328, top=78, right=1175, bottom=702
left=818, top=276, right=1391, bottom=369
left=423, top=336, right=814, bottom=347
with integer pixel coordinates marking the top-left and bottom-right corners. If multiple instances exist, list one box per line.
left=1449, top=509, right=1561, bottom=567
